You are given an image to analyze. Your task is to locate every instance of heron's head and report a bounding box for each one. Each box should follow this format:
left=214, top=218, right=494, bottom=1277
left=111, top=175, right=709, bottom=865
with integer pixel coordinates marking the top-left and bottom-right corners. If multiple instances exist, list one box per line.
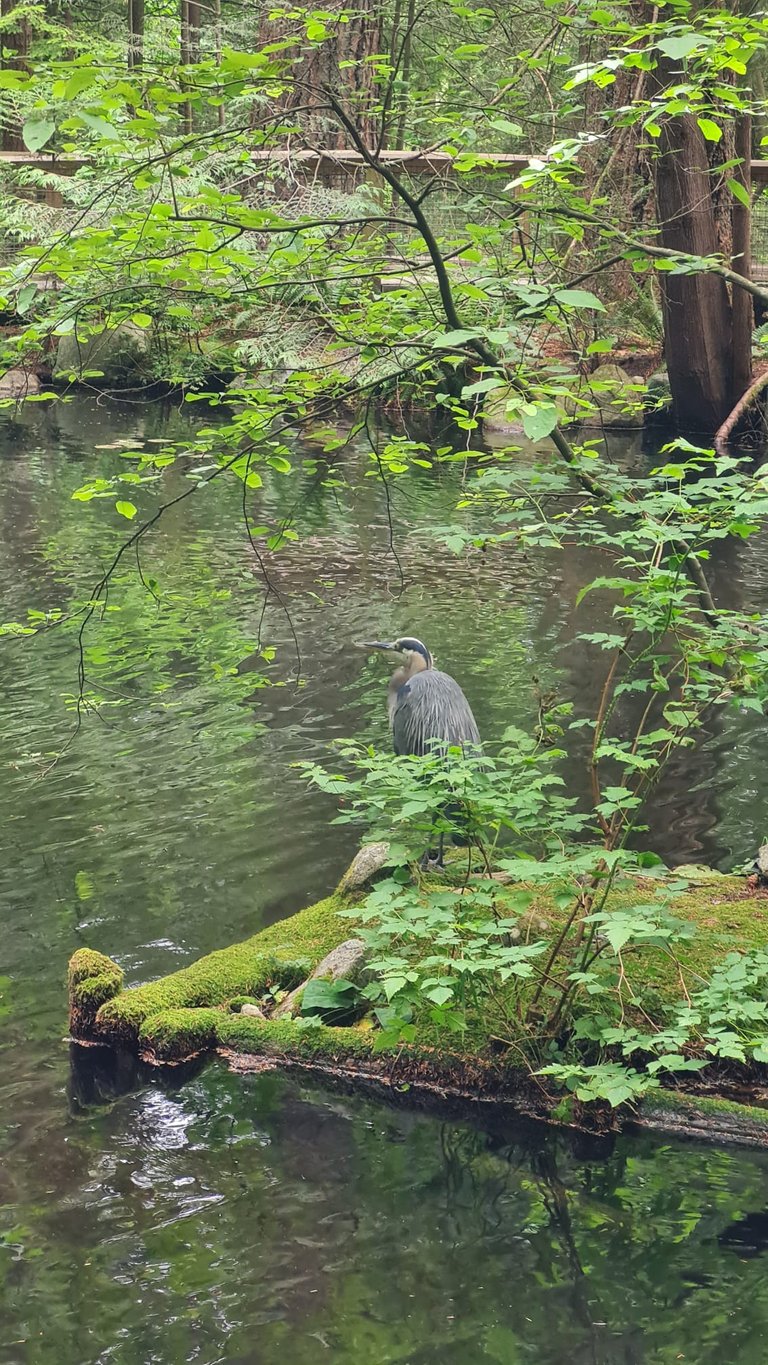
left=359, top=636, right=433, bottom=672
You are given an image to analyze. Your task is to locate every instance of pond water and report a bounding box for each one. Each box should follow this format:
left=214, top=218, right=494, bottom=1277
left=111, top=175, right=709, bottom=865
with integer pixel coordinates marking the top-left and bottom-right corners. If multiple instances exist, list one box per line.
left=3, top=397, right=768, bottom=1363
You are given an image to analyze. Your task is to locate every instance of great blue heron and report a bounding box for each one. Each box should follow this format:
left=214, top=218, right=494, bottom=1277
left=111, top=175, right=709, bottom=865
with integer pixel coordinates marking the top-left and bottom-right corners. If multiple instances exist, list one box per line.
left=361, top=636, right=481, bottom=864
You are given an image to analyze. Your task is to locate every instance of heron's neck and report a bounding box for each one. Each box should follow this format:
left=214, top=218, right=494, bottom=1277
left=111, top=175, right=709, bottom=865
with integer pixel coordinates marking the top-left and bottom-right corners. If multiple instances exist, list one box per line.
left=394, top=653, right=430, bottom=686
left=388, top=655, right=427, bottom=719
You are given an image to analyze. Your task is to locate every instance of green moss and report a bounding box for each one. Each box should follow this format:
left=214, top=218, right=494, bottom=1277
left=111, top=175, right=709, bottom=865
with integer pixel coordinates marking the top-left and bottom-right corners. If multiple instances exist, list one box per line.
left=218, top=1014, right=377, bottom=1061
left=600, top=875, right=768, bottom=998
left=68, top=871, right=768, bottom=1141
left=75, top=973, right=125, bottom=1009
left=139, top=1007, right=221, bottom=1062
left=68, top=947, right=123, bottom=994
left=91, top=893, right=354, bottom=1043
left=644, top=1089, right=768, bottom=1124
left=638, top=1088, right=768, bottom=1145
left=67, top=949, right=123, bottom=1022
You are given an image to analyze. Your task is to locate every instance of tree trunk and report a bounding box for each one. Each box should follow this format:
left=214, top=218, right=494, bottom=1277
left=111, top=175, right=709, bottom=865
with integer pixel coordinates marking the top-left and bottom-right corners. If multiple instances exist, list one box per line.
left=213, top=0, right=224, bottom=128
left=180, top=0, right=192, bottom=135
left=731, top=113, right=753, bottom=398
left=128, top=0, right=144, bottom=70
left=654, top=113, right=736, bottom=430
left=392, top=0, right=415, bottom=151
left=259, top=1, right=381, bottom=148
left=188, top=0, right=201, bottom=63
left=0, top=0, right=29, bottom=152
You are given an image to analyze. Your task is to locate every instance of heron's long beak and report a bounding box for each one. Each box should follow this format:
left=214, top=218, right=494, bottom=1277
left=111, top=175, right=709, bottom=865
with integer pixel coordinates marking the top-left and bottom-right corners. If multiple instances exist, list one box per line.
left=358, top=640, right=398, bottom=652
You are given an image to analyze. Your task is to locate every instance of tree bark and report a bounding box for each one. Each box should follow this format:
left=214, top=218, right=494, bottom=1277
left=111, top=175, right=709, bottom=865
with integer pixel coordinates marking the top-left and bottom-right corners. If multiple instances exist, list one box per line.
left=259, top=1, right=381, bottom=149
left=392, top=0, right=416, bottom=151
left=213, top=0, right=224, bottom=128
left=731, top=113, right=753, bottom=397
left=0, top=0, right=29, bottom=152
left=180, top=0, right=192, bottom=135
left=654, top=111, right=737, bottom=430
left=128, top=0, right=144, bottom=70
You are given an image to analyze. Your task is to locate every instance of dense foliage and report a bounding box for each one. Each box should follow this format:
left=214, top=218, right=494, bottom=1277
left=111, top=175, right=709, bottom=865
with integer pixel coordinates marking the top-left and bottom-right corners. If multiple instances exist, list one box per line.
left=5, top=1, right=768, bottom=1108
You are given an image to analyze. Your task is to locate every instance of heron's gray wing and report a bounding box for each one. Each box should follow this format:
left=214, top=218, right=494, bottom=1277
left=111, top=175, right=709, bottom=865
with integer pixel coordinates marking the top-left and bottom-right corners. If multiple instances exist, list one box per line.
left=391, top=670, right=481, bottom=757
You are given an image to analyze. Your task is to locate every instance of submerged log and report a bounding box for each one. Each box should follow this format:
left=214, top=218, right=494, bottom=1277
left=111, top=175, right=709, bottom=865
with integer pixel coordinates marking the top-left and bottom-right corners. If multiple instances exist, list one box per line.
left=65, top=854, right=768, bottom=1146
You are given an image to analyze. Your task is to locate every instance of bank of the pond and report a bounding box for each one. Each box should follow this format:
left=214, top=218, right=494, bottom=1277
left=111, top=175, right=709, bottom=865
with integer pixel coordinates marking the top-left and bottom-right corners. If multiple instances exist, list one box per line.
left=67, top=857, right=768, bottom=1146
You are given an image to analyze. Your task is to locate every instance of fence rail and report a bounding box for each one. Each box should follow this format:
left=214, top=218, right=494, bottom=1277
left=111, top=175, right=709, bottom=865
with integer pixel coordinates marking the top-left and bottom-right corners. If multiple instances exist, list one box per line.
left=2, top=148, right=768, bottom=181
left=5, top=148, right=768, bottom=271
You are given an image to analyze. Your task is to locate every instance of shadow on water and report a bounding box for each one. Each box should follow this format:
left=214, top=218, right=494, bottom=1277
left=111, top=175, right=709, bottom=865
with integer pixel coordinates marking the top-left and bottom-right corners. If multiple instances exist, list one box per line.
left=4, top=398, right=768, bottom=1361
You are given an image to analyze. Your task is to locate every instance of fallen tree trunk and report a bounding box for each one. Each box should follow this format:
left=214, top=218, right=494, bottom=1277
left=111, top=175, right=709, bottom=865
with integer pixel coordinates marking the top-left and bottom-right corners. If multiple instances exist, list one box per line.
left=714, top=367, right=768, bottom=453
left=66, top=853, right=768, bottom=1147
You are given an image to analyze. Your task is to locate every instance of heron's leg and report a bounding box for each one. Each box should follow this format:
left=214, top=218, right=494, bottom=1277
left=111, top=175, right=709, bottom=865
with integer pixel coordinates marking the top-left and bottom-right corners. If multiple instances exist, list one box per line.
left=419, top=831, right=445, bottom=871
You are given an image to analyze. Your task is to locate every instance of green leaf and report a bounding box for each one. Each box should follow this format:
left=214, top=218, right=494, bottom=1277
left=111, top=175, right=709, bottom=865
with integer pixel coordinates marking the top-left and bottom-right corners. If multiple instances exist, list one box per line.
left=22, top=119, right=55, bottom=153
left=636, top=851, right=665, bottom=869
left=16, top=284, right=37, bottom=316
left=522, top=403, right=559, bottom=442
left=487, top=117, right=522, bottom=136
left=300, top=978, right=358, bottom=1019
left=64, top=68, right=97, bottom=99
left=425, top=984, right=454, bottom=1007
left=727, top=177, right=751, bottom=209
left=586, top=337, right=616, bottom=354
left=115, top=501, right=137, bottom=520
left=463, top=377, right=505, bottom=397
left=554, top=288, right=606, bottom=312
left=383, top=975, right=409, bottom=1001
left=130, top=312, right=153, bottom=328
left=657, top=33, right=714, bottom=60
left=0, top=70, right=29, bottom=89
left=432, top=328, right=480, bottom=348
left=697, top=118, right=722, bottom=143
left=80, top=112, right=121, bottom=142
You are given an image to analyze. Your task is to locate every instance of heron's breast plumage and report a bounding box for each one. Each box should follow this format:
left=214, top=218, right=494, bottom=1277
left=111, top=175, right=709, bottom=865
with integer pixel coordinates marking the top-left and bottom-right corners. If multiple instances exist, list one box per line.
left=390, top=668, right=480, bottom=757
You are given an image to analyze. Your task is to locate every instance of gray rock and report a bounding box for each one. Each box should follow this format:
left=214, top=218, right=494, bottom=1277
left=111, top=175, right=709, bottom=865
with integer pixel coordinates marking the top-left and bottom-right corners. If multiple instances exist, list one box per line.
left=0, top=368, right=40, bottom=398
left=754, top=845, right=768, bottom=879
left=240, top=1002, right=266, bottom=1018
left=481, top=383, right=527, bottom=434
left=55, top=321, right=151, bottom=386
left=273, top=938, right=369, bottom=1019
left=644, top=368, right=673, bottom=415
left=337, top=842, right=390, bottom=892
left=311, top=939, right=369, bottom=983
left=577, top=364, right=645, bottom=428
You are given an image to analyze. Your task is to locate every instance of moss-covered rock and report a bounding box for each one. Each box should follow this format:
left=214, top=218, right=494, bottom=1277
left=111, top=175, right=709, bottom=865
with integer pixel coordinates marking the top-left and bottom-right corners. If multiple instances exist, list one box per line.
left=55, top=321, right=152, bottom=386
left=337, top=842, right=391, bottom=892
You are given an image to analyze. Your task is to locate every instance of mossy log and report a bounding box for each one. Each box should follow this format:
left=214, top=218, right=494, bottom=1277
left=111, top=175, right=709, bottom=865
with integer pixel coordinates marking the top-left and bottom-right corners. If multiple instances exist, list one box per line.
left=66, top=868, right=768, bottom=1145
left=68, top=948, right=124, bottom=1039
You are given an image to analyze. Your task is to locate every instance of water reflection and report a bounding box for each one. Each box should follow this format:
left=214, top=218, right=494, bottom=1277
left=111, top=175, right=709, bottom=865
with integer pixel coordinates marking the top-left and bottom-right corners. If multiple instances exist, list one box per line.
left=8, top=1059, right=768, bottom=1365
left=3, top=399, right=768, bottom=1362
